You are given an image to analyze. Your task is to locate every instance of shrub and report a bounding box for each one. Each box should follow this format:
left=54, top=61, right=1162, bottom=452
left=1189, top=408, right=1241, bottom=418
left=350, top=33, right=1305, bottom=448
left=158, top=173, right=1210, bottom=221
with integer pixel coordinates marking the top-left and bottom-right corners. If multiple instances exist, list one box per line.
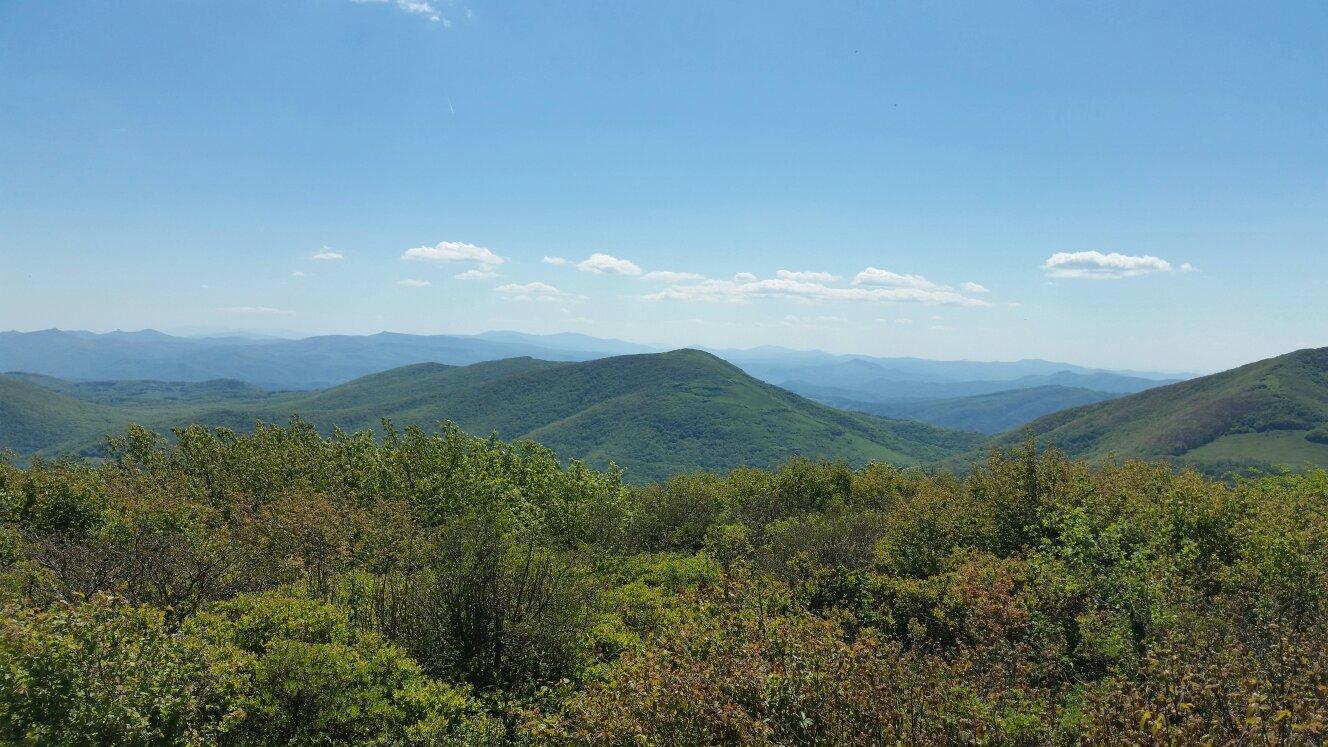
left=0, top=596, right=237, bottom=746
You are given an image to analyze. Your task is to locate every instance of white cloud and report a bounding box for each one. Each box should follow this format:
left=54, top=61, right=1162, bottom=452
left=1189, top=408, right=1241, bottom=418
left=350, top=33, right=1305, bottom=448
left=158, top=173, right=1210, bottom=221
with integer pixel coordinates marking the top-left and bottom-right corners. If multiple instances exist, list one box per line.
left=291, top=271, right=306, bottom=278
left=1180, top=262, right=1199, bottom=273
left=782, top=314, right=847, bottom=327
left=454, top=268, right=497, bottom=281
left=397, top=278, right=431, bottom=287
left=961, top=281, right=989, bottom=293
left=311, top=249, right=343, bottom=261
left=351, top=0, right=446, bottom=23
left=852, top=267, right=945, bottom=291
left=642, top=270, right=706, bottom=282
left=495, top=281, right=567, bottom=302
left=219, top=306, right=295, bottom=315
left=403, top=241, right=506, bottom=265
left=577, top=253, right=642, bottom=276
left=1041, top=251, right=1176, bottom=279
left=643, top=274, right=988, bottom=307
left=541, top=256, right=568, bottom=266
left=776, top=269, right=841, bottom=283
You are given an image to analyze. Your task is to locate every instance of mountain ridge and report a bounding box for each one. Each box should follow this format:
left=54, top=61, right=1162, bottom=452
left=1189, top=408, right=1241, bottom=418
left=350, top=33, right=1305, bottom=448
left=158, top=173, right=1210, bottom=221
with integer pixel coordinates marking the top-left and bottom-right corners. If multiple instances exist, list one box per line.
left=1, top=349, right=986, bottom=482
left=990, top=346, right=1328, bottom=471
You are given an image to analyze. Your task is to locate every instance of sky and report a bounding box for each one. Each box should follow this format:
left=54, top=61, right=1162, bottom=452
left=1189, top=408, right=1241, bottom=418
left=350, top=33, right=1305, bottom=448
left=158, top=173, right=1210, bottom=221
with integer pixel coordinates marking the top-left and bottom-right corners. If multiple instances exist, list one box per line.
left=1, top=1, right=1326, bottom=373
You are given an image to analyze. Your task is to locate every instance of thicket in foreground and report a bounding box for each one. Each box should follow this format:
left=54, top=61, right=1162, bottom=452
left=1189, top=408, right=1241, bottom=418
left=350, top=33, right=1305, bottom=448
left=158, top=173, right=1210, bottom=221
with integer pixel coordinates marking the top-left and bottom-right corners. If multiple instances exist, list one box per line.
left=1, top=419, right=1326, bottom=744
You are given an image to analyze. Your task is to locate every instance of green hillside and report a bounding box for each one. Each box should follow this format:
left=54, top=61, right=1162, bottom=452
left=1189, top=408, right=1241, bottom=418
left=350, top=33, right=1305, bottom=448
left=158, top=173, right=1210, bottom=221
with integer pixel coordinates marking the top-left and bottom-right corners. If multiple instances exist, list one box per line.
left=0, top=376, right=128, bottom=455
left=993, top=347, right=1328, bottom=472
left=3, top=350, right=985, bottom=482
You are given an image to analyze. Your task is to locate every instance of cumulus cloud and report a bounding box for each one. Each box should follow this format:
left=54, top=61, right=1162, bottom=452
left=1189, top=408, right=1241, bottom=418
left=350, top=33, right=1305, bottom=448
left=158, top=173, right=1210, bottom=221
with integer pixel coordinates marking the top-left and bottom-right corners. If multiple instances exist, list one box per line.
left=852, top=267, right=945, bottom=291
left=219, top=306, right=295, bottom=315
left=1180, top=262, right=1199, bottom=273
left=541, top=256, right=568, bottom=266
left=495, top=281, right=568, bottom=302
left=642, top=270, right=706, bottom=282
left=1042, top=251, right=1177, bottom=279
left=402, top=241, right=506, bottom=265
left=961, top=281, right=989, bottom=293
left=454, top=268, right=498, bottom=281
left=577, top=253, right=642, bottom=276
left=776, top=269, right=841, bottom=283
left=311, top=249, right=343, bottom=261
left=397, top=278, right=431, bottom=287
left=642, top=273, right=988, bottom=307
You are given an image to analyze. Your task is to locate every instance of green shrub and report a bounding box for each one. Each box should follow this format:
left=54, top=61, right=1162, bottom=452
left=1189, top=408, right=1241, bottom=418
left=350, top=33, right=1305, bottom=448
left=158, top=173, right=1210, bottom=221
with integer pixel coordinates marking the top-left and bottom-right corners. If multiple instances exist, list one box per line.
left=0, top=596, right=237, bottom=746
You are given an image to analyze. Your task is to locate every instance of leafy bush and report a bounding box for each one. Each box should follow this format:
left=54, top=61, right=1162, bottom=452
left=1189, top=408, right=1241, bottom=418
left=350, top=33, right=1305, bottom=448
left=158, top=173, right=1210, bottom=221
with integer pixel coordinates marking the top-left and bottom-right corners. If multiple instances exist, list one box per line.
left=0, top=596, right=236, bottom=746
left=185, top=589, right=501, bottom=744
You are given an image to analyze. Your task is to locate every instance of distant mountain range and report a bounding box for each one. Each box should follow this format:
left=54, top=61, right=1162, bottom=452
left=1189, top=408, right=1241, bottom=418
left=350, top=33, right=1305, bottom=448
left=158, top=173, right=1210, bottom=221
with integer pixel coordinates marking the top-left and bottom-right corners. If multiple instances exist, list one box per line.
left=3, top=334, right=1326, bottom=479
left=820, top=386, right=1122, bottom=435
left=0, top=350, right=985, bottom=483
left=0, top=329, right=632, bottom=390
left=0, top=329, right=1189, bottom=393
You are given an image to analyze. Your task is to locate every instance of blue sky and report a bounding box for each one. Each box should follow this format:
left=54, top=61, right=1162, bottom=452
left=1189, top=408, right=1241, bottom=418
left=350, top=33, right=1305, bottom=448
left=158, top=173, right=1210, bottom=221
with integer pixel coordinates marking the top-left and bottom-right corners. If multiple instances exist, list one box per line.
left=1, top=1, right=1325, bottom=372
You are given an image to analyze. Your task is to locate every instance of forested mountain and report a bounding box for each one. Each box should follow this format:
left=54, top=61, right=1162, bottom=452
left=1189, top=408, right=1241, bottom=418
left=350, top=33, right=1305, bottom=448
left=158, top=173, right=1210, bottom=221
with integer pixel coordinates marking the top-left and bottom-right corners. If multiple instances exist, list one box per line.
left=824, top=385, right=1121, bottom=434
left=2, top=350, right=985, bottom=481
left=992, top=346, right=1328, bottom=471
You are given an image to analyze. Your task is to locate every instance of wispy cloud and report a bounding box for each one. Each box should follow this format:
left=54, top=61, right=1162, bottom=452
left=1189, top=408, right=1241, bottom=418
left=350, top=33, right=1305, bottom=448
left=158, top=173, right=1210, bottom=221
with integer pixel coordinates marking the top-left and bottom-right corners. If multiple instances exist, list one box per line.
left=291, top=271, right=306, bottom=278
left=219, top=306, right=295, bottom=315
left=643, top=270, right=989, bottom=307
left=495, top=281, right=568, bottom=302
left=577, top=253, right=642, bottom=276
left=961, top=281, right=989, bottom=293
left=397, top=278, right=431, bottom=287
left=402, top=241, right=506, bottom=265
left=776, top=269, right=841, bottom=283
left=541, top=256, right=568, bottom=266
left=454, top=268, right=497, bottom=281
left=311, top=249, right=343, bottom=261
left=642, top=270, right=706, bottom=282
left=1042, top=251, right=1180, bottom=280
left=351, top=0, right=449, bottom=25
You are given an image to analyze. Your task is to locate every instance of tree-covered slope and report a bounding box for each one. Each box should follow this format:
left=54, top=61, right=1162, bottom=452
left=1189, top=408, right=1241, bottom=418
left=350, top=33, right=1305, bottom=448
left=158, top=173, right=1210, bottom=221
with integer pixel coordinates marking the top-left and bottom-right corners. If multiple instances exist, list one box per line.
left=0, top=375, right=130, bottom=455
left=241, top=350, right=982, bottom=481
left=992, top=347, right=1328, bottom=470
left=4, top=350, right=985, bottom=481
left=823, top=385, right=1121, bottom=434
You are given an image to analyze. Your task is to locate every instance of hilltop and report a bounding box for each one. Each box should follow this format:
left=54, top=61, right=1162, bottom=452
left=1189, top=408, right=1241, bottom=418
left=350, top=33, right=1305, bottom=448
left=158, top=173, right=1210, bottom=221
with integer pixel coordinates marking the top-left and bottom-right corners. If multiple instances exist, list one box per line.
left=993, top=347, right=1328, bottom=471
left=2, top=349, right=985, bottom=482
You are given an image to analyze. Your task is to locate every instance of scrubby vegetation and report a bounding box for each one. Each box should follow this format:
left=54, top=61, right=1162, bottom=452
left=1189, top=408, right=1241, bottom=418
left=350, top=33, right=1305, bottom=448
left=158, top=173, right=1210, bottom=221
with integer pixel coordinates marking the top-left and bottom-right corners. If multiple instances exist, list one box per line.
left=2, top=420, right=1327, bottom=744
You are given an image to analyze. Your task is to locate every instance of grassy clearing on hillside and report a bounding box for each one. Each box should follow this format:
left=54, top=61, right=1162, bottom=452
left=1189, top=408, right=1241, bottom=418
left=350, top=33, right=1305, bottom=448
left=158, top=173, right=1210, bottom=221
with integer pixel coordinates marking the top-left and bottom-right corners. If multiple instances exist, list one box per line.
left=1186, top=429, right=1328, bottom=468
